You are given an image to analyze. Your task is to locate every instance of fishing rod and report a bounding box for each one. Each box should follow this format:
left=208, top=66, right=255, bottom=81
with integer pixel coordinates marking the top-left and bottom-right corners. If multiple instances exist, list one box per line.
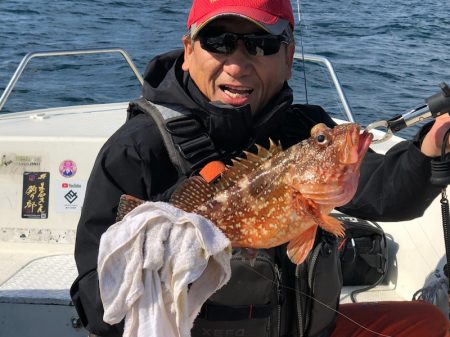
left=366, top=82, right=450, bottom=144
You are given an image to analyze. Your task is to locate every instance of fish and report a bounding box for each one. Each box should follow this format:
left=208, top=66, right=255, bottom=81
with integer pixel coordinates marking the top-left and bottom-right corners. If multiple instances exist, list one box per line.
left=116, top=123, right=373, bottom=265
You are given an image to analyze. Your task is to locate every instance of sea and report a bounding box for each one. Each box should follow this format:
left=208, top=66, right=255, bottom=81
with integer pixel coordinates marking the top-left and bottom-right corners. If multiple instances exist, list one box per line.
left=0, top=0, right=449, bottom=138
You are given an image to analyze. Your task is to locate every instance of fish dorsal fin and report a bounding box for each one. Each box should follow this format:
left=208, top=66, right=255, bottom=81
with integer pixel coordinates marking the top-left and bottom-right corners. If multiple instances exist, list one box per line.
left=217, top=139, right=282, bottom=190
left=170, top=176, right=217, bottom=212
left=170, top=139, right=282, bottom=210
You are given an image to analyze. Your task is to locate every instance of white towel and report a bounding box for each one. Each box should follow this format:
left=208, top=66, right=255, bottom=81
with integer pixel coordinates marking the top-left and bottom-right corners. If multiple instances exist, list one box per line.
left=98, top=201, right=232, bottom=337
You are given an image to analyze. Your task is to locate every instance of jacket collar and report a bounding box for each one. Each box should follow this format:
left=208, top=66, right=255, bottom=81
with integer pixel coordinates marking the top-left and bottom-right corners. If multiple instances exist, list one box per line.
left=142, top=49, right=293, bottom=152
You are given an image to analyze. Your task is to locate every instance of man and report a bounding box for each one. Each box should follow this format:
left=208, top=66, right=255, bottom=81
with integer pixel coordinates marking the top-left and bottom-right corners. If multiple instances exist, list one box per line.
left=71, top=0, right=450, bottom=336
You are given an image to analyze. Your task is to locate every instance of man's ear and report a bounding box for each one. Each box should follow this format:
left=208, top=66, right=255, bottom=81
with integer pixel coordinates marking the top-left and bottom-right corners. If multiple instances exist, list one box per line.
left=182, top=35, right=193, bottom=72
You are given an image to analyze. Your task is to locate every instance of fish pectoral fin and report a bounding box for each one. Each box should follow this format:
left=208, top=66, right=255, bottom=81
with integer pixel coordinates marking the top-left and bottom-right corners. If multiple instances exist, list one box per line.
left=287, top=225, right=318, bottom=265
left=291, top=190, right=345, bottom=238
left=292, top=190, right=321, bottom=216
left=318, top=214, right=345, bottom=237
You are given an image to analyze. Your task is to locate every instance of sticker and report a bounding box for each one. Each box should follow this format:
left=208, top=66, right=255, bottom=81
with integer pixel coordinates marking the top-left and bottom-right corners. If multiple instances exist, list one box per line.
left=59, top=160, right=77, bottom=178
left=0, top=153, right=41, bottom=174
left=22, top=172, right=50, bottom=219
left=55, top=180, right=86, bottom=212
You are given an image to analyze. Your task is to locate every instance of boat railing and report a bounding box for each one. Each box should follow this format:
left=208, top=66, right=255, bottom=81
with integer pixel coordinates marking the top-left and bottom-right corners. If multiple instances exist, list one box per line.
left=0, top=49, right=355, bottom=122
left=295, top=52, right=355, bottom=122
left=0, top=48, right=144, bottom=112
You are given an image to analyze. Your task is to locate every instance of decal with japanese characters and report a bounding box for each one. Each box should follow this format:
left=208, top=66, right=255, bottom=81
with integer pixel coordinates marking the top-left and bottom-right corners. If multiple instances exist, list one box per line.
left=22, top=172, right=50, bottom=219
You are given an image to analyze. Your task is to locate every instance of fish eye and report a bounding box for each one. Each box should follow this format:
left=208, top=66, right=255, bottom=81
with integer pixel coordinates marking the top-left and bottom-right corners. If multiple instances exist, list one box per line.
left=316, top=132, right=329, bottom=145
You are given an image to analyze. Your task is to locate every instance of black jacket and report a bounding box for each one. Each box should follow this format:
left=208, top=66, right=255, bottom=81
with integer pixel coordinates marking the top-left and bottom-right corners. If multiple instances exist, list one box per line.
left=71, top=50, right=440, bottom=337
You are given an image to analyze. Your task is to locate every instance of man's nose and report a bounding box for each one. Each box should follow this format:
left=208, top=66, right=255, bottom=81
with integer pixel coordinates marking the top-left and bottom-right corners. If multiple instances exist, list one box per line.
left=222, top=41, right=253, bottom=77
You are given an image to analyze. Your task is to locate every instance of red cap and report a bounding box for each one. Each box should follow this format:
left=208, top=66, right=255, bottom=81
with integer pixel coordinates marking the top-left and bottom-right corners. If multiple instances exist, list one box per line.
left=187, top=0, right=295, bottom=37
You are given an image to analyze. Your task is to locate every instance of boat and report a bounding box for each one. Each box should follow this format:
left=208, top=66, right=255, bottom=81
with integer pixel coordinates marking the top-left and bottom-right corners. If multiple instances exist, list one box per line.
left=0, top=48, right=447, bottom=336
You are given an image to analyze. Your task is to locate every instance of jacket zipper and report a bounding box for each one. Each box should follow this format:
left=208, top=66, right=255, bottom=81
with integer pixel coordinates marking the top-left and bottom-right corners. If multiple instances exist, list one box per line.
left=306, top=242, right=323, bottom=329
left=308, top=242, right=323, bottom=288
left=295, top=241, right=323, bottom=337
left=275, top=263, right=282, bottom=337
left=295, top=264, right=303, bottom=337
left=295, top=263, right=308, bottom=337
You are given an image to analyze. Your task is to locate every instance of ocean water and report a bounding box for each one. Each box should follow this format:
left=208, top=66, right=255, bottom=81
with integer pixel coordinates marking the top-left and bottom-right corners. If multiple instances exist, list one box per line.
left=0, top=0, right=449, bottom=138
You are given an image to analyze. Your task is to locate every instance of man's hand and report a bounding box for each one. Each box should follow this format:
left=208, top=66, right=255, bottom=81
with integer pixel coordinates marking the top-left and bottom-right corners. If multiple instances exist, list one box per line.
left=421, top=114, right=450, bottom=157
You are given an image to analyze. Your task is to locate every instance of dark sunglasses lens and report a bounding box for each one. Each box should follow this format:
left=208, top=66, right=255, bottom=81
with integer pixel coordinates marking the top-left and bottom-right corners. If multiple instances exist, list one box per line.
left=244, top=36, right=282, bottom=56
left=199, top=33, right=237, bottom=54
left=198, top=32, right=284, bottom=56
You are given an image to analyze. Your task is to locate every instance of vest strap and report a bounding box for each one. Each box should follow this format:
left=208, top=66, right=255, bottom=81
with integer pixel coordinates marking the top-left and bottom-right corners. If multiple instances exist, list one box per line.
left=128, top=97, right=221, bottom=176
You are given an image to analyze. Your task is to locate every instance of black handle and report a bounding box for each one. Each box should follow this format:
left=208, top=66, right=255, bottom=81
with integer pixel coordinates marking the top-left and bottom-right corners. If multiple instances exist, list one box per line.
left=426, top=82, right=450, bottom=118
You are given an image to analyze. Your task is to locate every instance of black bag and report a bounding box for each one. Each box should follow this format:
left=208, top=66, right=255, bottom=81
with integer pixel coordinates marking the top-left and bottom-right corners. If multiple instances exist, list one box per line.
left=191, top=249, right=282, bottom=337
left=333, top=214, right=388, bottom=300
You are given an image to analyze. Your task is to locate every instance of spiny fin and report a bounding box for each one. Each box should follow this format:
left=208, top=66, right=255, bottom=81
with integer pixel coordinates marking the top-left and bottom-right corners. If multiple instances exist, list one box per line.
left=170, top=176, right=217, bottom=212
left=287, top=225, right=318, bottom=265
left=218, top=138, right=282, bottom=190
left=171, top=139, right=282, bottom=210
left=318, top=214, right=345, bottom=237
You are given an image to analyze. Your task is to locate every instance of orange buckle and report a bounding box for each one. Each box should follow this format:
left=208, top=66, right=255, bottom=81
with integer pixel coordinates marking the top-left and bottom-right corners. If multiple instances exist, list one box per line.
left=199, top=160, right=226, bottom=183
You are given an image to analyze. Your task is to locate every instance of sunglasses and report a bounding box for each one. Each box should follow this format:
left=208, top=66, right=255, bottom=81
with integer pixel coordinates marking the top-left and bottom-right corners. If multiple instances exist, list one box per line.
left=196, top=31, right=290, bottom=56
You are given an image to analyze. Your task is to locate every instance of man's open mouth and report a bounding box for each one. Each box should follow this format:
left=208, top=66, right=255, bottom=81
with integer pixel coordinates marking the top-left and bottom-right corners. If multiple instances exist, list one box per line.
left=220, top=85, right=253, bottom=98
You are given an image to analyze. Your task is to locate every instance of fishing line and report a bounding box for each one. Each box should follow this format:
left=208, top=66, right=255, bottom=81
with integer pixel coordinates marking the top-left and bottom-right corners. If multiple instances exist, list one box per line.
left=295, top=0, right=308, bottom=104
left=241, top=260, right=393, bottom=337
left=293, top=0, right=347, bottom=118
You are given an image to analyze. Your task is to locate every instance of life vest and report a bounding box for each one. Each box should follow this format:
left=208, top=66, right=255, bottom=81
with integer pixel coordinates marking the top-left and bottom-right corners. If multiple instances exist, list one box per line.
left=127, top=97, right=343, bottom=337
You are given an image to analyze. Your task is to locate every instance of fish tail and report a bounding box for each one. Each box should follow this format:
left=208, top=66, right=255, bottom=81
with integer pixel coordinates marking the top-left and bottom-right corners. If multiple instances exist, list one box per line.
left=116, top=194, right=145, bottom=221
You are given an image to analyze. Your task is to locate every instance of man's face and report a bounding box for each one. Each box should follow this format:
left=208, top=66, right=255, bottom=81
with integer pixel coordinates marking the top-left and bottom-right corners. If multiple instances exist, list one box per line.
left=182, top=16, right=295, bottom=115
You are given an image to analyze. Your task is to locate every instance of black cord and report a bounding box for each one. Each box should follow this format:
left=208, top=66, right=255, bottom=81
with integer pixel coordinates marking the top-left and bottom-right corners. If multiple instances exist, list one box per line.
left=439, top=129, right=450, bottom=286
left=412, top=129, right=450, bottom=313
left=441, top=197, right=450, bottom=282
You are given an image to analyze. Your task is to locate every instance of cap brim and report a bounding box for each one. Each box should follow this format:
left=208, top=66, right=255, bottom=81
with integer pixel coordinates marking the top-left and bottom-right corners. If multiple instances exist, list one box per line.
left=190, top=12, right=289, bottom=38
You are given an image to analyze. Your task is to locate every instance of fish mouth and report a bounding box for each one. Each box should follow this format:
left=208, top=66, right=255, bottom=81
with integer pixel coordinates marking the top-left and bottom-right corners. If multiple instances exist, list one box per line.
left=340, top=127, right=373, bottom=165
left=358, top=129, right=373, bottom=159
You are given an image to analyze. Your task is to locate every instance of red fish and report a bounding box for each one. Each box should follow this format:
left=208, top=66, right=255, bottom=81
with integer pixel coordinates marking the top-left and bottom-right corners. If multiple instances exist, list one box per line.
left=168, top=123, right=373, bottom=264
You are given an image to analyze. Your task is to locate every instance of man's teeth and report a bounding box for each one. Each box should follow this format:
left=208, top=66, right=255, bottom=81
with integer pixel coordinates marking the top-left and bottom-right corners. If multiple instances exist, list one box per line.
left=222, top=86, right=252, bottom=97
left=226, top=90, right=249, bottom=98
